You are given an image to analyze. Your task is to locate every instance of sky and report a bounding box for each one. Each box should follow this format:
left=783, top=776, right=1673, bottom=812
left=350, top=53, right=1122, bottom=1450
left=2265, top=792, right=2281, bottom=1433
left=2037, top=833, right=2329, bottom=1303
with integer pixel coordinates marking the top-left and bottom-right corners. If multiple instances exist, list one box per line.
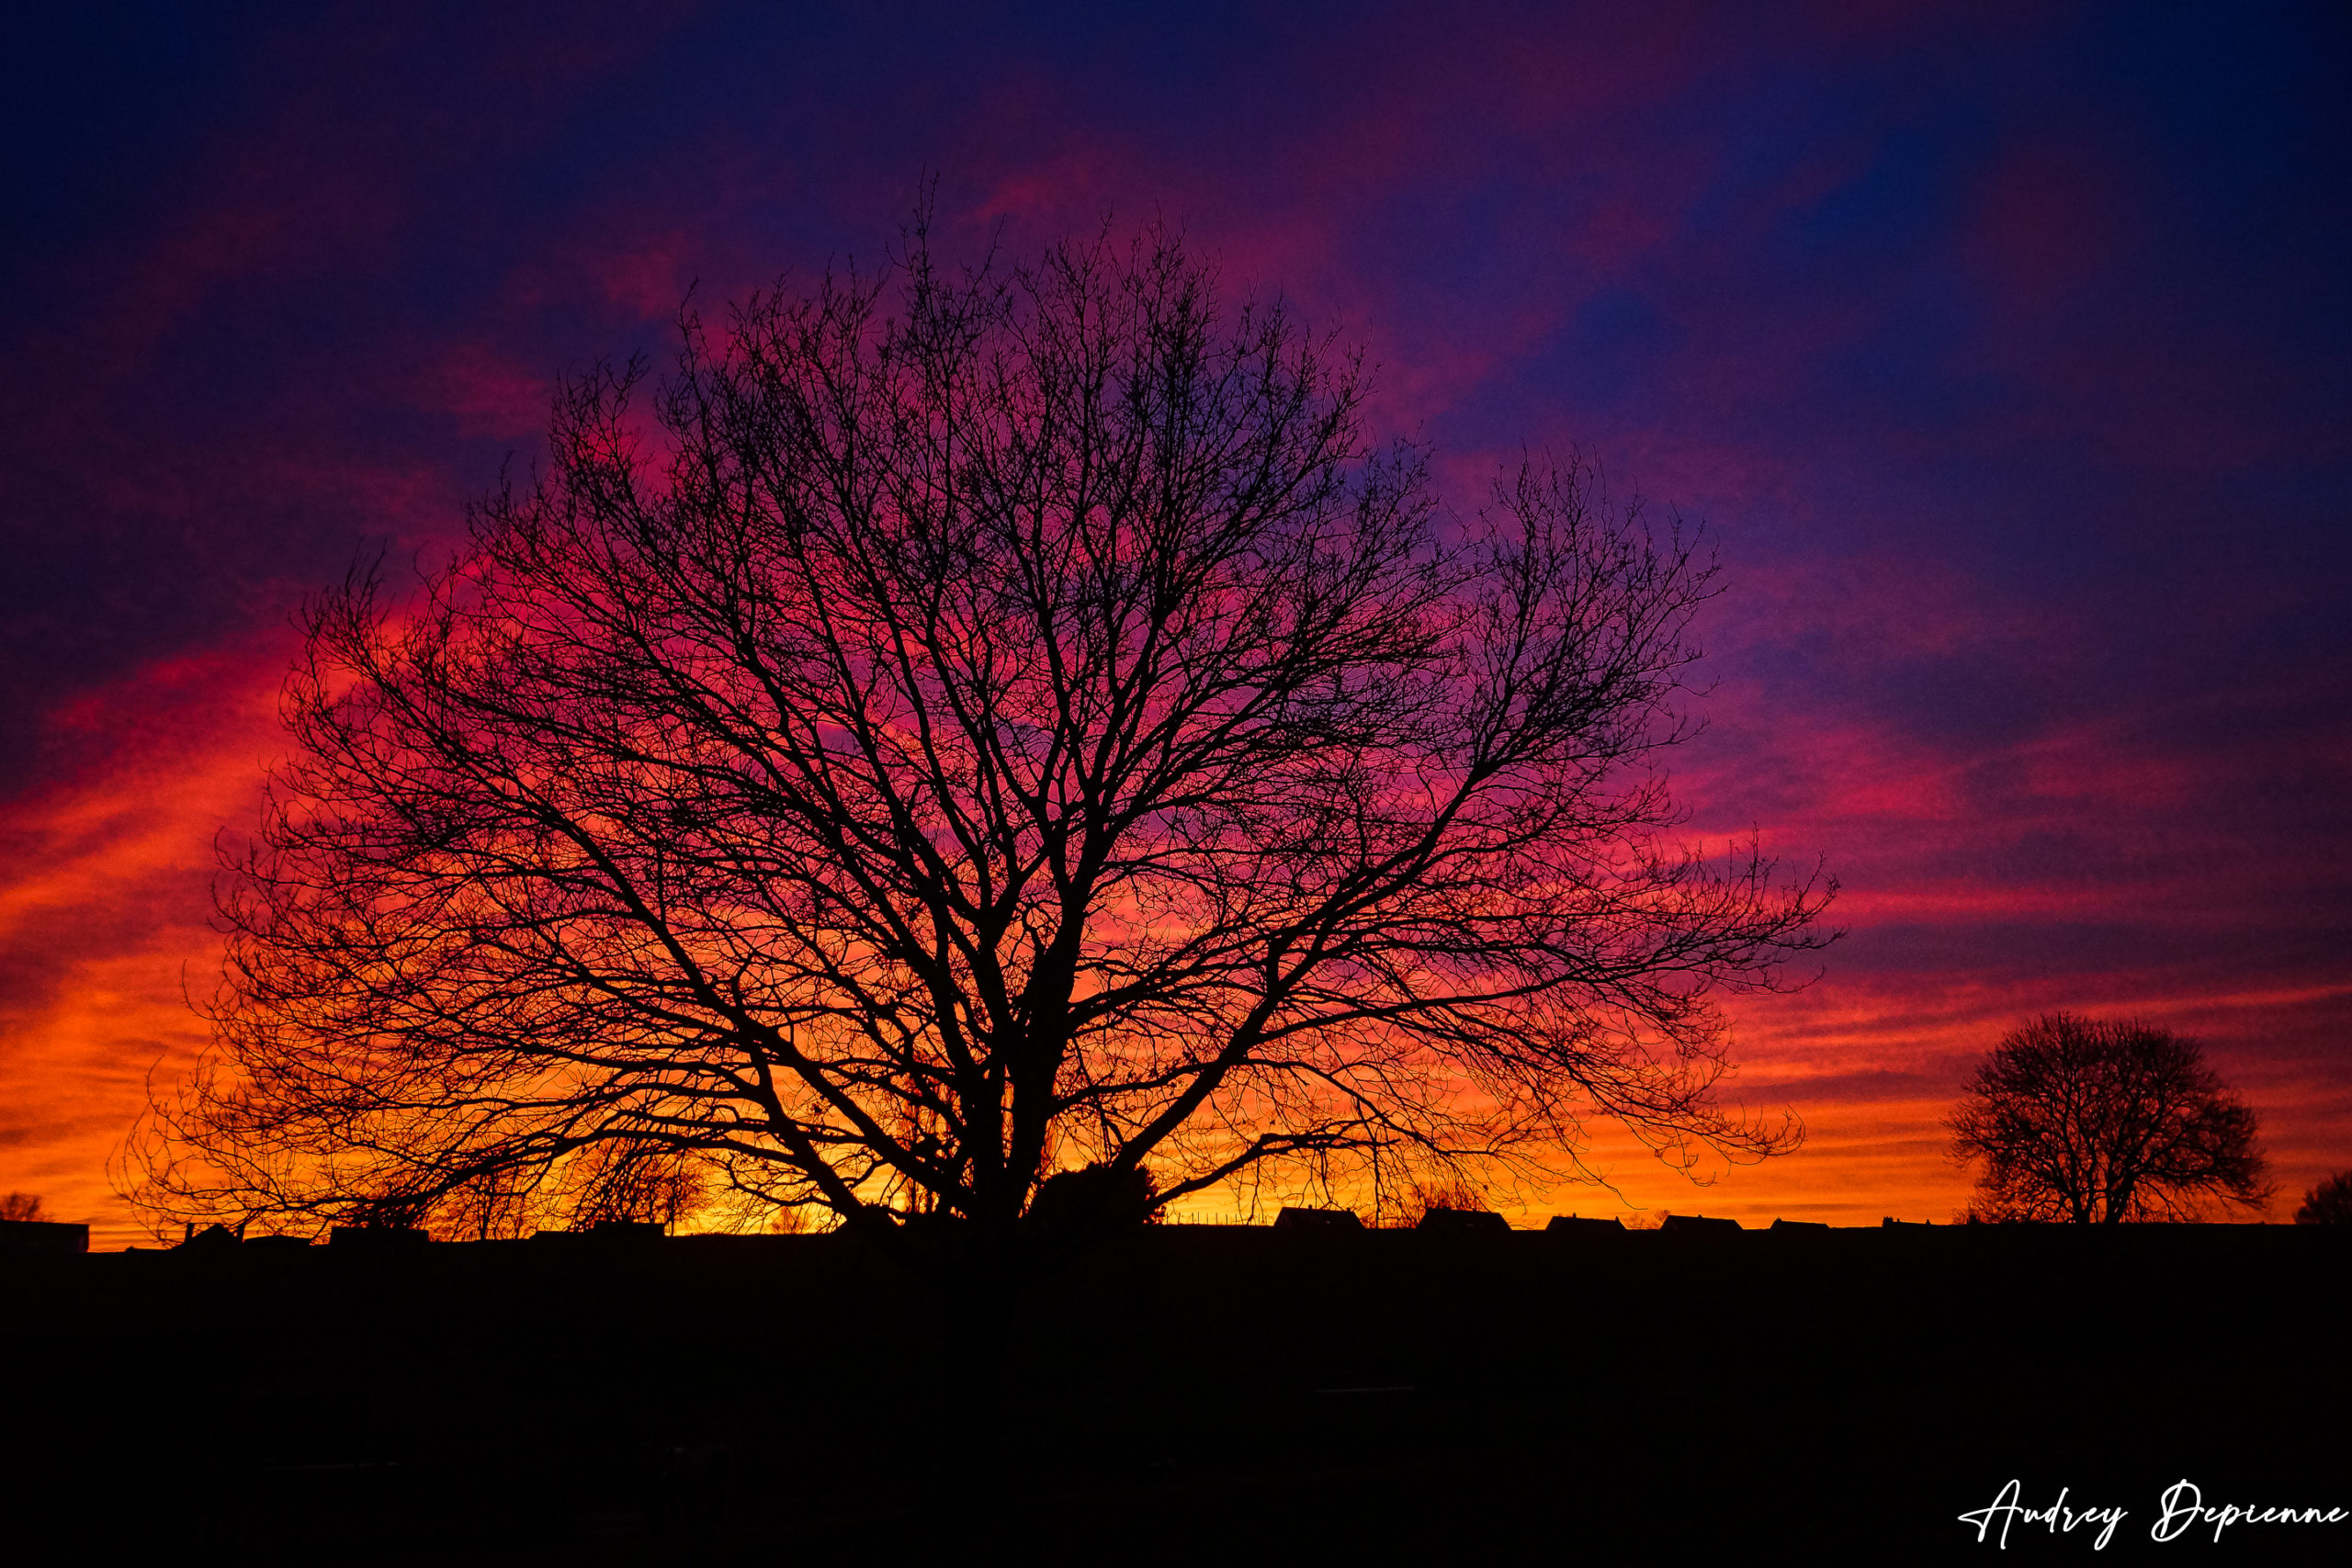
left=3, top=1, right=2346, bottom=1246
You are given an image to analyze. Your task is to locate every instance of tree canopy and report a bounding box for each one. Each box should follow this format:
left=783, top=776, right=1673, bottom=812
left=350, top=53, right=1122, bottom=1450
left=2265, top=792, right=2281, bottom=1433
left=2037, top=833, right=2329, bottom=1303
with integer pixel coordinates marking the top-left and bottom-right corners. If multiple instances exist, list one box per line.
left=1949, top=1014, right=2269, bottom=1224
left=129, top=223, right=1833, bottom=1247
left=2295, top=1169, right=2352, bottom=1224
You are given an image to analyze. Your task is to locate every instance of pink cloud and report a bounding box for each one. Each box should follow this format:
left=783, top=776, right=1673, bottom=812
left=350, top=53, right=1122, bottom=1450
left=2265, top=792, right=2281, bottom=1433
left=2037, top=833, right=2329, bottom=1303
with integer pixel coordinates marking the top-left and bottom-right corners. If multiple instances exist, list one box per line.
left=0, top=637, right=292, bottom=1246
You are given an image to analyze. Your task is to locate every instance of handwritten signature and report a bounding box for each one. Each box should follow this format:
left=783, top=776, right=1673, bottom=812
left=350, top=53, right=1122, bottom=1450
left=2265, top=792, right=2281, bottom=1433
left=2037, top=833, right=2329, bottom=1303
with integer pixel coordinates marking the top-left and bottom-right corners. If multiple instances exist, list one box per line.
left=1958, top=1480, right=2127, bottom=1550
left=1959, top=1479, right=2347, bottom=1549
left=2151, top=1481, right=2348, bottom=1544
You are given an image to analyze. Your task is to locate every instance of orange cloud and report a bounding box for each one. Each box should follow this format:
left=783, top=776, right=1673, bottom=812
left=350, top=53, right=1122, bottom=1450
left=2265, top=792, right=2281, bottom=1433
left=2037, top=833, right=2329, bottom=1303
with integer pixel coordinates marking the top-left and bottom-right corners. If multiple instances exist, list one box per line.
left=0, top=639, right=289, bottom=1247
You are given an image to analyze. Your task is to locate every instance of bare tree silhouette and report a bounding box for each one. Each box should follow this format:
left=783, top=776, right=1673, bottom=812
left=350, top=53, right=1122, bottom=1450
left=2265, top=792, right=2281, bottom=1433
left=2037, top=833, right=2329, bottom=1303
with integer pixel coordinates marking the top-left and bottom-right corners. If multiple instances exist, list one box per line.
left=2295, top=1169, right=2352, bottom=1224
left=1385, top=1172, right=1490, bottom=1228
left=0, top=1192, right=46, bottom=1222
left=128, top=219, right=1832, bottom=1252
left=1949, top=1014, right=2270, bottom=1224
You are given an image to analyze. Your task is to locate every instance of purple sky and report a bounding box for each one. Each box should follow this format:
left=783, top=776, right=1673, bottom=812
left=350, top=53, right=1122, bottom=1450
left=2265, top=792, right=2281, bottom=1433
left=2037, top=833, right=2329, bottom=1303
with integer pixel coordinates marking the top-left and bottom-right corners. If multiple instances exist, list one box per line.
left=3, top=1, right=2346, bottom=1241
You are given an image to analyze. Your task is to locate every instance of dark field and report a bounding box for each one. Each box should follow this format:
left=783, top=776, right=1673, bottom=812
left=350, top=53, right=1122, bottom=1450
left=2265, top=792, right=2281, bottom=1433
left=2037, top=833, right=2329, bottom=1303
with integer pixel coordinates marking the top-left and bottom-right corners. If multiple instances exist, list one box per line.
left=5, top=1224, right=2346, bottom=1562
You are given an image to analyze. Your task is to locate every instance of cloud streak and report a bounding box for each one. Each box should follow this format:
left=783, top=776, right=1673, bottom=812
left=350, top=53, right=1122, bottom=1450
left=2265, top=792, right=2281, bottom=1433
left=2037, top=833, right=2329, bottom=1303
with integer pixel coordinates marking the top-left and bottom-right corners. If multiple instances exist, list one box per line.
left=3, top=1, right=2344, bottom=1238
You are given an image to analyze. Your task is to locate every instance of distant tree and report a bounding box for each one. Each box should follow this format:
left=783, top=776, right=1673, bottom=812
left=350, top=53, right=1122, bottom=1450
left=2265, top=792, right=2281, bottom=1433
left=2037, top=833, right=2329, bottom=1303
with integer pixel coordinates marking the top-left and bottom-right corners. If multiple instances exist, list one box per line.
left=1383, top=1171, right=1489, bottom=1229
left=128, top=219, right=1833, bottom=1256
left=1948, top=1015, right=2270, bottom=1224
left=0, top=1191, right=47, bottom=1222
left=2295, top=1169, right=2352, bottom=1224
left=564, top=1137, right=707, bottom=1232
left=339, top=1190, right=433, bottom=1231
left=1024, top=1163, right=1160, bottom=1234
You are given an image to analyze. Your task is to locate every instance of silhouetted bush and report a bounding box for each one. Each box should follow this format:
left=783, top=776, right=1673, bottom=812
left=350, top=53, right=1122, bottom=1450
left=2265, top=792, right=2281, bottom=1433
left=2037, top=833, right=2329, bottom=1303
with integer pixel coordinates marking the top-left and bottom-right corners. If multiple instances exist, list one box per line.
left=1025, top=1164, right=1160, bottom=1234
left=2296, top=1169, right=2352, bottom=1224
left=1386, top=1174, right=1489, bottom=1229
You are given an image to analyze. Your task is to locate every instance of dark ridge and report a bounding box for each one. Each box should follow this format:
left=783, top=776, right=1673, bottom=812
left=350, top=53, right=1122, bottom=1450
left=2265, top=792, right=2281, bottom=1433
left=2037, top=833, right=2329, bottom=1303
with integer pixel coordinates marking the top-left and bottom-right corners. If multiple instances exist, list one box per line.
left=3, top=1224, right=2344, bottom=1562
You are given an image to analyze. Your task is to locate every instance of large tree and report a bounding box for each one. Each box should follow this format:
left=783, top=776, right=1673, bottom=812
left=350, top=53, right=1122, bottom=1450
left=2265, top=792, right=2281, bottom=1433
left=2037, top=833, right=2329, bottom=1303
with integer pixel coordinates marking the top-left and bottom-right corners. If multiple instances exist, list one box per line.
left=1949, top=1014, right=2270, bottom=1224
left=131, top=224, right=1832, bottom=1247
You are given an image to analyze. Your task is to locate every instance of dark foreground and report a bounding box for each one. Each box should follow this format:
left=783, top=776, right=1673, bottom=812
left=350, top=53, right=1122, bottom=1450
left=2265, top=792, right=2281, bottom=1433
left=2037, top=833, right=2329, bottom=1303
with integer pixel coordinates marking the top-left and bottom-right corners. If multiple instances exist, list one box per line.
left=4, top=1224, right=2346, bottom=1563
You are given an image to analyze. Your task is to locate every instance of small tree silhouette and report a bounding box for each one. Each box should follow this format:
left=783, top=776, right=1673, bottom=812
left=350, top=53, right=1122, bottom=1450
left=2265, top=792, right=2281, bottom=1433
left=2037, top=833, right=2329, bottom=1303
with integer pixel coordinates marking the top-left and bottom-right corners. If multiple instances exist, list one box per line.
left=1386, top=1172, right=1490, bottom=1228
left=341, top=1190, right=433, bottom=1231
left=566, top=1137, right=706, bottom=1231
left=2295, top=1169, right=2352, bottom=1224
left=0, top=1192, right=47, bottom=1222
left=1024, top=1163, right=1161, bottom=1235
left=1949, top=1014, right=2270, bottom=1224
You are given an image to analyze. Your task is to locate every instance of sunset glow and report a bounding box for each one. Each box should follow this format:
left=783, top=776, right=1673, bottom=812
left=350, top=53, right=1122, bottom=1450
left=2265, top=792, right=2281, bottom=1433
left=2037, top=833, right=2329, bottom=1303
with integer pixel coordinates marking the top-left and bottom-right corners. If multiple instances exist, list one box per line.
left=3, top=3, right=2346, bottom=1246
